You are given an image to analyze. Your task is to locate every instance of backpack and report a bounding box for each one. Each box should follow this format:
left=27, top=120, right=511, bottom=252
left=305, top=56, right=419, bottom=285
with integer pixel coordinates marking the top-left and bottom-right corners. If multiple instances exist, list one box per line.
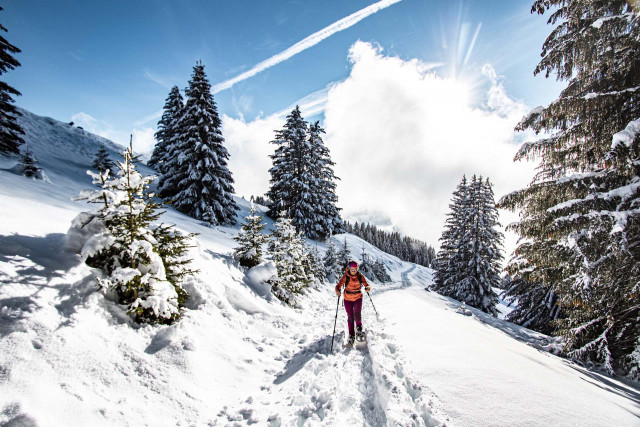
left=344, top=272, right=364, bottom=294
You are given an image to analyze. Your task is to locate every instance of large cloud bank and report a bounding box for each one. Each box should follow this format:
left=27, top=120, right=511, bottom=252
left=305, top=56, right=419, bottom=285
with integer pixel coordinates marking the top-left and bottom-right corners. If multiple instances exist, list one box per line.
left=224, top=41, right=536, bottom=256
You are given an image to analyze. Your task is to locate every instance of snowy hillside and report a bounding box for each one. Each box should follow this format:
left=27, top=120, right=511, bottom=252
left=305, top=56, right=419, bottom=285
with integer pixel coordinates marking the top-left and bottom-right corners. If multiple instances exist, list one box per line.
left=1, top=110, right=639, bottom=426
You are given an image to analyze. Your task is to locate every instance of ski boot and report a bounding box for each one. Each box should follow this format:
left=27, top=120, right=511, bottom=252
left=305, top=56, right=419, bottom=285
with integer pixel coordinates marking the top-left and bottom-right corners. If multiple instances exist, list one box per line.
left=345, top=335, right=355, bottom=347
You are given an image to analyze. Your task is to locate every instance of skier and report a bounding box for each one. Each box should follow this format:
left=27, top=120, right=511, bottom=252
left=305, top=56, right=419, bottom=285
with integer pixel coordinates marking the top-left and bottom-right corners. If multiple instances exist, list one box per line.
left=335, top=260, right=371, bottom=347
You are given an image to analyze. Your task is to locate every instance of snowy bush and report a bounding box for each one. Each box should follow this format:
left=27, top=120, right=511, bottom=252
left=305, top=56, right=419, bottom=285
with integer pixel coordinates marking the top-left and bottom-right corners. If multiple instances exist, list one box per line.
left=70, top=145, right=196, bottom=324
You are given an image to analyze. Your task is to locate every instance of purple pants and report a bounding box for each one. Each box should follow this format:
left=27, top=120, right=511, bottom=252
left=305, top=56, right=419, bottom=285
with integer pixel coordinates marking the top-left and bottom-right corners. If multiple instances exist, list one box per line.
left=344, top=298, right=363, bottom=336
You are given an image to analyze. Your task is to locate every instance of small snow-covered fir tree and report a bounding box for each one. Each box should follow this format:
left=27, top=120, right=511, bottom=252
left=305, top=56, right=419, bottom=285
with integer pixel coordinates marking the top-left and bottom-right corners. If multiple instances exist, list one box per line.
left=0, top=7, right=24, bottom=156
left=267, top=213, right=313, bottom=306
left=323, top=235, right=340, bottom=282
left=71, top=143, right=196, bottom=324
left=307, top=244, right=326, bottom=286
left=165, top=62, right=238, bottom=225
left=359, top=246, right=375, bottom=280
left=20, top=147, right=40, bottom=178
left=92, top=144, right=115, bottom=175
left=372, top=259, right=391, bottom=283
left=233, top=201, right=269, bottom=268
left=498, top=0, right=640, bottom=376
left=434, top=175, right=502, bottom=315
left=336, top=237, right=352, bottom=273
left=150, top=85, right=183, bottom=175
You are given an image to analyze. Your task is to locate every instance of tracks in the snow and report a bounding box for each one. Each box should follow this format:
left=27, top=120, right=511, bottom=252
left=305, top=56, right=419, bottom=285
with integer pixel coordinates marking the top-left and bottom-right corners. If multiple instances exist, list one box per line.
left=214, top=271, right=445, bottom=426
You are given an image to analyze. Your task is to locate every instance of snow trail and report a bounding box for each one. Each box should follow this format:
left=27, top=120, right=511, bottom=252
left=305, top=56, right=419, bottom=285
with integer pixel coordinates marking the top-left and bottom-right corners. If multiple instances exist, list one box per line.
left=215, top=276, right=445, bottom=426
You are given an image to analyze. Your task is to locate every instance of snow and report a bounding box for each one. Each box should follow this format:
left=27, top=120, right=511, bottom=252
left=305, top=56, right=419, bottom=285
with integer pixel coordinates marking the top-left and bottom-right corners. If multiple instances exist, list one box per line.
left=612, top=118, right=640, bottom=151
left=1, top=109, right=639, bottom=425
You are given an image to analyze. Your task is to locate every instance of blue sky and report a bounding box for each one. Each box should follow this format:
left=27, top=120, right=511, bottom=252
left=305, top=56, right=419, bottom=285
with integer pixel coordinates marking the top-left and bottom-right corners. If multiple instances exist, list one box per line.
left=3, top=0, right=566, bottom=249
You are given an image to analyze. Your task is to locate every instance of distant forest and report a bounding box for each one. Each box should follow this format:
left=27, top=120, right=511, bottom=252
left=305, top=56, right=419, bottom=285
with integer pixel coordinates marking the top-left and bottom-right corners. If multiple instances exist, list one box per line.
left=344, top=221, right=435, bottom=268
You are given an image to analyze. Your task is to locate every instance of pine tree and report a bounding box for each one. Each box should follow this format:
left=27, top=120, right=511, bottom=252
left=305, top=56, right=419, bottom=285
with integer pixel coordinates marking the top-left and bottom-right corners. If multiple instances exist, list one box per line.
left=373, top=259, right=391, bottom=283
left=433, top=175, right=472, bottom=293
left=71, top=142, right=196, bottom=324
left=166, top=62, right=238, bottom=225
left=336, top=237, right=352, bottom=273
left=434, top=175, right=502, bottom=315
left=20, top=147, right=40, bottom=178
left=323, top=235, right=340, bottom=281
left=0, top=7, right=24, bottom=156
left=92, top=144, right=115, bottom=174
left=268, top=213, right=313, bottom=306
left=502, top=274, right=561, bottom=335
left=307, top=121, right=343, bottom=239
left=266, top=109, right=343, bottom=240
left=306, top=244, right=326, bottom=287
left=233, top=201, right=269, bottom=268
left=499, top=0, right=640, bottom=376
left=150, top=86, right=183, bottom=175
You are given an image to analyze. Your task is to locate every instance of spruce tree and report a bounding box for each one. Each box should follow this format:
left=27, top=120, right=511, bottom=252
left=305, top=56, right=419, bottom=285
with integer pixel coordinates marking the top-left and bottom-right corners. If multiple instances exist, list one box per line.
left=266, top=109, right=343, bottom=240
left=0, top=7, right=23, bottom=156
left=72, top=143, right=196, bottom=324
left=434, top=175, right=502, bottom=315
left=268, top=213, right=313, bottom=306
left=92, top=144, right=115, bottom=174
left=336, top=237, right=352, bottom=273
left=20, top=147, right=40, bottom=178
left=167, top=62, right=238, bottom=225
left=502, top=274, right=561, bottom=335
left=499, top=0, right=640, bottom=376
left=150, top=86, right=183, bottom=174
left=307, top=121, right=344, bottom=239
left=233, top=201, right=269, bottom=268
left=323, top=235, right=340, bottom=281
left=373, top=259, right=391, bottom=283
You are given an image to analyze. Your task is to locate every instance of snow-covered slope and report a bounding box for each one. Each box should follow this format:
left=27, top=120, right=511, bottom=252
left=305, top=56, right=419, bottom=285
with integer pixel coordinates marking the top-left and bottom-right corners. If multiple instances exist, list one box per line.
left=1, top=110, right=638, bottom=426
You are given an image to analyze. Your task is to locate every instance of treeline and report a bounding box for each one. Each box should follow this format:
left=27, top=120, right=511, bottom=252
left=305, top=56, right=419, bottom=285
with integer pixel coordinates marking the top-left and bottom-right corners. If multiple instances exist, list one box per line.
left=344, top=221, right=436, bottom=268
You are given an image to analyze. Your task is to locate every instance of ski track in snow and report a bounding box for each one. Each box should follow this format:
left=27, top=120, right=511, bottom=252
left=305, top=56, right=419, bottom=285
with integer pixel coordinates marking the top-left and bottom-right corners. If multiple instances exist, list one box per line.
left=216, top=267, right=445, bottom=426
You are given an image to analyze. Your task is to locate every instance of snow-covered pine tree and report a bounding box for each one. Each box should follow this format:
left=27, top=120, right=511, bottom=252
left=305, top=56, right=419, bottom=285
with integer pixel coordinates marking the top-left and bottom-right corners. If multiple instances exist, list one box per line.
left=336, top=237, right=352, bottom=273
left=168, top=62, right=238, bottom=225
left=20, top=147, right=40, bottom=178
left=359, top=246, right=375, bottom=280
left=149, top=85, right=183, bottom=175
left=323, top=235, right=340, bottom=282
left=434, top=175, right=502, bottom=315
left=306, top=121, right=343, bottom=239
left=373, top=259, right=391, bottom=283
left=72, top=143, right=195, bottom=324
left=502, top=274, right=561, bottom=335
left=233, top=201, right=269, bottom=268
left=498, top=0, right=640, bottom=376
left=433, top=175, right=471, bottom=293
left=268, top=213, right=313, bottom=306
left=92, top=144, right=115, bottom=175
left=306, top=244, right=326, bottom=287
left=266, top=106, right=311, bottom=223
left=0, top=7, right=24, bottom=156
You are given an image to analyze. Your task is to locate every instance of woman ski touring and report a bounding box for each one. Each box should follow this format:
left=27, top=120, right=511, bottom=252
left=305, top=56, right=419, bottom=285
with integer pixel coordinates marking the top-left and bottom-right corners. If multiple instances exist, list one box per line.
left=335, top=260, right=371, bottom=347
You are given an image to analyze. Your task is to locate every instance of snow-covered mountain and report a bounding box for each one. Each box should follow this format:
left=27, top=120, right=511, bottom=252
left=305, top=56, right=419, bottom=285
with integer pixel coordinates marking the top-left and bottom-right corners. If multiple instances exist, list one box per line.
left=0, top=110, right=638, bottom=426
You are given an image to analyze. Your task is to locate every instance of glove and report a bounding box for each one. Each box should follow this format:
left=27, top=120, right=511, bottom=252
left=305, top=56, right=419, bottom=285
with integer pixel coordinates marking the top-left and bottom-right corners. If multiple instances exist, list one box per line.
left=365, top=286, right=371, bottom=293
left=335, top=290, right=341, bottom=297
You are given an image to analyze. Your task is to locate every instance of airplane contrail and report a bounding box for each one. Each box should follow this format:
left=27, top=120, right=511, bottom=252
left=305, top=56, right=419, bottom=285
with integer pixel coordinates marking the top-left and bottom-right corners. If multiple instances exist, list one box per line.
left=211, top=0, right=404, bottom=94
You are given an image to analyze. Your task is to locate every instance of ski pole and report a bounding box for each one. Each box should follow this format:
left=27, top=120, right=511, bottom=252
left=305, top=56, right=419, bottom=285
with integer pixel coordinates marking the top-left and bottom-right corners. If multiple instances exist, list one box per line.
left=330, top=293, right=341, bottom=352
left=366, top=291, right=379, bottom=320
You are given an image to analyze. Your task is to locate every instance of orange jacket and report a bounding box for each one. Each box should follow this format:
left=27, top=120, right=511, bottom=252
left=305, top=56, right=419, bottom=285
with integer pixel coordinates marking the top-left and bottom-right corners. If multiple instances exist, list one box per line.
left=336, top=270, right=370, bottom=301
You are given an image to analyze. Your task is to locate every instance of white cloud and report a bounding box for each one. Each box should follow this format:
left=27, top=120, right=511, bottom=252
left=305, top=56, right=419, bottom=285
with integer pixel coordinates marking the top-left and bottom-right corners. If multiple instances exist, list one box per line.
left=322, top=41, right=534, bottom=257
left=216, top=41, right=535, bottom=261
left=222, top=113, right=284, bottom=200
left=210, top=0, right=404, bottom=93
left=131, top=127, right=156, bottom=155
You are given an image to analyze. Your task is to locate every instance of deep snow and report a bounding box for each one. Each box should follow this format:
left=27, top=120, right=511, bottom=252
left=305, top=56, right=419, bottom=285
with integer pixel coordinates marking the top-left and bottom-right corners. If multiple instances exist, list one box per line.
left=0, top=109, right=638, bottom=426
